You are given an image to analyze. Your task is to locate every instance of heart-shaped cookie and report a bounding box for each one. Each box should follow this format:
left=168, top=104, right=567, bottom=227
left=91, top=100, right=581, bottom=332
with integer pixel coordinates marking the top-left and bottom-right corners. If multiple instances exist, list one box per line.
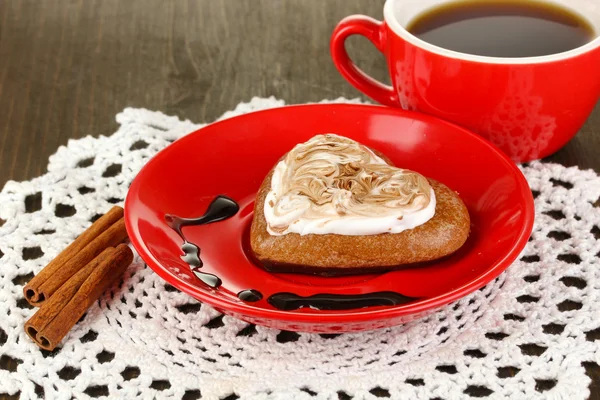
left=251, top=134, right=470, bottom=274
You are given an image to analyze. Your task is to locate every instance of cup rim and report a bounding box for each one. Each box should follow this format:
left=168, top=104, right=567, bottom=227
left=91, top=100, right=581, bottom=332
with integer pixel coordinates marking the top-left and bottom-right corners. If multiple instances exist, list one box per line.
left=383, top=0, right=600, bottom=65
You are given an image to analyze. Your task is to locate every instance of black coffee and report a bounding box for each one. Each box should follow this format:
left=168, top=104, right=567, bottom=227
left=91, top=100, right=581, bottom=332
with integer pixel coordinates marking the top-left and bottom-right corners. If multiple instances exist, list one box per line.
left=406, top=0, right=596, bottom=58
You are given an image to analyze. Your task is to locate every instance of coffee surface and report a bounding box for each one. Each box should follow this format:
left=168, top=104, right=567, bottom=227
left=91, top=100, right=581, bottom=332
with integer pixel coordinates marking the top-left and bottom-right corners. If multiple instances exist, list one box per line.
left=406, top=0, right=596, bottom=58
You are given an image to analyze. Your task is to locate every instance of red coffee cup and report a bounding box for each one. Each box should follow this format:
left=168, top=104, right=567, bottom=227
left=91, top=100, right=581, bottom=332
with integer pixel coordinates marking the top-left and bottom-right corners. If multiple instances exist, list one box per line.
left=331, top=0, right=600, bottom=162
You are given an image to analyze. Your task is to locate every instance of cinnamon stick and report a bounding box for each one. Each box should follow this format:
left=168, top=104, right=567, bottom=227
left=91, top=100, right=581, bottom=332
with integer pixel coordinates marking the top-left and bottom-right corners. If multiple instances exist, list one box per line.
left=24, top=247, right=117, bottom=344
left=28, top=244, right=133, bottom=351
left=24, top=207, right=127, bottom=306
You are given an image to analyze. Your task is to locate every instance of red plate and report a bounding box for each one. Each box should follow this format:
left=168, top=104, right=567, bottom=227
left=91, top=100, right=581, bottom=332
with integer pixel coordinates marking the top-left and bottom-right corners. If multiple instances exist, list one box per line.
left=125, top=104, right=534, bottom=333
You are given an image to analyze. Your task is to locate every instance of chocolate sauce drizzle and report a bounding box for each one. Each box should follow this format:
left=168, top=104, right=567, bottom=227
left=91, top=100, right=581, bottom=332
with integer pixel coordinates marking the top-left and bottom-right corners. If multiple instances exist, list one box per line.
left=237, top=289, right=263, bottom=302
left=165, top=195, right=417, bottom=310
left=165, top=195, right=239, bottom=288
left=267, top=292, right=417, bottom=311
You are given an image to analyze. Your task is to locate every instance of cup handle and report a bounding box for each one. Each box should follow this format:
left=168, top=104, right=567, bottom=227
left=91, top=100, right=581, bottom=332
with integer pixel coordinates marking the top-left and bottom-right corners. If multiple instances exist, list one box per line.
left=330, top=16, right=398, bottom=107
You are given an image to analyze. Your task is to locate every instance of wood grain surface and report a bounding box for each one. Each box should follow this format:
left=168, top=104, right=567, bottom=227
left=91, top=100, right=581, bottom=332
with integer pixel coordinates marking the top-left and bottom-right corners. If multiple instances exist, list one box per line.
left=0, top=1, right=598, bottom=399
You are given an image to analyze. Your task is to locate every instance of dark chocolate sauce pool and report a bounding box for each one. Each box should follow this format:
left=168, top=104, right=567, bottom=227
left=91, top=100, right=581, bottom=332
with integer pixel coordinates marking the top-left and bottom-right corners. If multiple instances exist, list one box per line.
left=165, top=195, right=239, bottom=288
left=237, top=289, right=263, bottom=302
left=166, top=195, right=418, bottom=310
left=267, top=292, right=417, bottom=311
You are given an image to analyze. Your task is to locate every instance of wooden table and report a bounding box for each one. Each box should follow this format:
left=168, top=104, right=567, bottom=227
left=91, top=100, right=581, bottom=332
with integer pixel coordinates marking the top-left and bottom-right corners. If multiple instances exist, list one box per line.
left=0, top=1, right=598, bottom=399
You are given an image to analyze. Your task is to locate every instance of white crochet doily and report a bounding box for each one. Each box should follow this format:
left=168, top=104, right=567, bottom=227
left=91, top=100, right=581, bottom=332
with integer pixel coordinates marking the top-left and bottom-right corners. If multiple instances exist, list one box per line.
left=1, top=97, right=599, bottom=400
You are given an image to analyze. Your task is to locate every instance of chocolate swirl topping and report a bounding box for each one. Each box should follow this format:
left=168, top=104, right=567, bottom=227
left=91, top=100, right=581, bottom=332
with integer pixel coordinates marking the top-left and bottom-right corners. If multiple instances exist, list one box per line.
left=265, top=134, right=435, bottom=236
